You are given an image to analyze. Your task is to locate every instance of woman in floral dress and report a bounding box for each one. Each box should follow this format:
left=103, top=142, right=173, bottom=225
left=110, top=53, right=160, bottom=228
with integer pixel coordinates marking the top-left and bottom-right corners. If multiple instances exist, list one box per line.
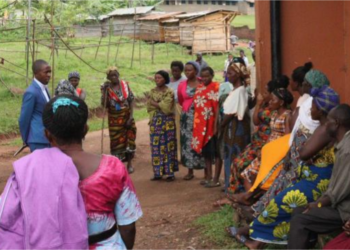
left=228, top=86, right=340, bottom=249
left=101, top=67, right=136, bottom=174
left=178, top=61, right=205, bottom=180
left=192, top=67, right=219, bottom=186
left=147, top=70, right=178, bottom=181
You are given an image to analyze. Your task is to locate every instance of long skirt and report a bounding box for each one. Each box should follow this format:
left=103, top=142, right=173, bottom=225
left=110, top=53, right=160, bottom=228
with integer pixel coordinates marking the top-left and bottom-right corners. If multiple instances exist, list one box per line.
left=108, top=107, right=136, bottom=161
left=223, top=115, right=251, bottom=193
left=180, top=106, right=205, bottom=170
left=250, top=159, right=334, bottom=244
left=251, top=127, right=312, bottom=216
left=150, top=112, right=178, bottom=177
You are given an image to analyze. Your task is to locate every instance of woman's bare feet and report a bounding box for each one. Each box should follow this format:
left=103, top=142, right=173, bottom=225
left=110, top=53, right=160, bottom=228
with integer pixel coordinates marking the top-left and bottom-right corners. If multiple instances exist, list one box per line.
left=213, top=197, right=232, bottom=208
left=244, top=238, right=266, bottom=250
left=229, top=192, right=253, bottom=206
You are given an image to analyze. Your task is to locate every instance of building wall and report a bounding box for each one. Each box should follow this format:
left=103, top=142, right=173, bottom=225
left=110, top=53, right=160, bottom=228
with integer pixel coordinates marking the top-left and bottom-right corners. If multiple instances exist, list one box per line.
left=255, top=1, right=350, bottom=103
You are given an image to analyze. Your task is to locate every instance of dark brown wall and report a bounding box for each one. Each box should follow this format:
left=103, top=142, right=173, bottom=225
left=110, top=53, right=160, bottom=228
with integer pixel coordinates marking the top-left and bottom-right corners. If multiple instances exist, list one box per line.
left=255, top=1, right=350, bottom=103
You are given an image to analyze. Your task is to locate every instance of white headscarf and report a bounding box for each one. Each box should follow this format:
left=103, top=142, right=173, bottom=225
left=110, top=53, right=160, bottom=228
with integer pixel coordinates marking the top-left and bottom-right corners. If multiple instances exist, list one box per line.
left=289, top=96, right=320, bottom=145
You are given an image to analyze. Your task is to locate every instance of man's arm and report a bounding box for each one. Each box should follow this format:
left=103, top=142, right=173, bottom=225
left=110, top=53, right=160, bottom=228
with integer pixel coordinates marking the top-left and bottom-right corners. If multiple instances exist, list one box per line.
left=119, top=223, right=136, bottom=249
left=19, top=92, right=35, bottom=144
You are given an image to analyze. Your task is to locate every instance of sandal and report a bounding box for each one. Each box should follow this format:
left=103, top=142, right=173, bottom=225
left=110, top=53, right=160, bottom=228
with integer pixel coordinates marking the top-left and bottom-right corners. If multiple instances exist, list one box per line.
left=226, top=226, right=238, bottom=237
left=200, top=180, right=209, bottom=185
left=205, top=180, right=221, bottom=188
left=166, top=176, right=175, bottom=182
left=150, top=176, right=162, bottom=181
left=235, top=234, right=247, bottom=244
left=183, top=174, right=194, bottom=181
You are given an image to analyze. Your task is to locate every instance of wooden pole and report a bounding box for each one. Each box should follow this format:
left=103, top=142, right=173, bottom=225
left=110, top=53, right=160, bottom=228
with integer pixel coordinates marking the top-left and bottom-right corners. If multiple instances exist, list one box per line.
left=94, top=34, right=103, bottom=59
left=107, top=18, right=112, bottom=65
left=138, top=36, right=141, bottom=66
left=51, top=0, right=55, bottom=96
left=114, top=25, right=124, bottom=63
left=151, top=41, right=155, bottom=64
left=32, top=19, right=36, bottom=62
left=25, top=0, right=31, bottom=86
left=130, top=6, right=136, bottom=69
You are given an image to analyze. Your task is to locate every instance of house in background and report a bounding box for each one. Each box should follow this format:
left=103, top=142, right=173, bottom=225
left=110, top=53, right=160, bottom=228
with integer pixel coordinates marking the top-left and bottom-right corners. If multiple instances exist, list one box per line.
left=160, top=0, right=254, bottom=15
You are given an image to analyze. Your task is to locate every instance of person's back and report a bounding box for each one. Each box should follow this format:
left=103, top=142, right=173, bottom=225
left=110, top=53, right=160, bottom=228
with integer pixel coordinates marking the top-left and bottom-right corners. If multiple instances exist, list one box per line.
left=42, top=95, right=142, bottom=249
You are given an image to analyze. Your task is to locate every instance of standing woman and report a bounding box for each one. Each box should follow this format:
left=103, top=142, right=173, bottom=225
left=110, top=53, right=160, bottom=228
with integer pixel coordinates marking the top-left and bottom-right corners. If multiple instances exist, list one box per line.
left=147, top=70, right=178, bottom=181
left=68, top=71, right=87, bottom=100
left=192, top=67, right=219, bottom=187
left=221, top=62, right=251, bottom=192
left=101, top=67, right=136, bottom=174
left=178, top=61, right=205, bottom=180
left=169, top=61, right=187, bottom=159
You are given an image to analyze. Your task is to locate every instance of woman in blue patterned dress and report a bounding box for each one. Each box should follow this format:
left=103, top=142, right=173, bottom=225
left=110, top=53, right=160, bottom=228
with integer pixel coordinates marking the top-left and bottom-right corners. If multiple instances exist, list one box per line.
left=227, top=86, right=340, bottom=249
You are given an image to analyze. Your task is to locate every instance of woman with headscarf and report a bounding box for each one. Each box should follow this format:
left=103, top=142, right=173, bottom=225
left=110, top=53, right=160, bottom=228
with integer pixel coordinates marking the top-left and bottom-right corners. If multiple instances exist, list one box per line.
left=228, top=87, right=293, bottom=205
left=178, top=61, right=205, bottom=180
left=220, top=62, right=251, bottom=192
left=147, top=70, right=178, bottom=181
left=101, top=67, right=136, bottom=174
left=68, top=71, right=86, bottom=100
left=228, top=86, right=340, bottom=249
left=249, top=69, right=332, bottom=217
left=55, top=79, right=78, bottom=97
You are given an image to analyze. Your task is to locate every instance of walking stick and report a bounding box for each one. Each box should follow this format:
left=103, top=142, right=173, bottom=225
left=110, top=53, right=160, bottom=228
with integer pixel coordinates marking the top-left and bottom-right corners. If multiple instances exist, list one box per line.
left=101, top=86, right=108, bottom=155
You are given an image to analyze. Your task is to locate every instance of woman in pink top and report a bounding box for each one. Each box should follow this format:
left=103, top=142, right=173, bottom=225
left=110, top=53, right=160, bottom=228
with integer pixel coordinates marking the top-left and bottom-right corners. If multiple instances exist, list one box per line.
left=178, top=61, right=205, bottom=180
left=43, top=95, right=142, bottom=249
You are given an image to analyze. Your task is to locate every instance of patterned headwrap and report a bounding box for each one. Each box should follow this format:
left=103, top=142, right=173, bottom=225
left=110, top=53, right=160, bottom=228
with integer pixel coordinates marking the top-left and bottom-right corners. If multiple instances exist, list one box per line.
left=273, top=88, right=294, bottom=105
left=55, top=79, right=78, bottom=97
left=106, top=66, right=119, bottom=76
left=311, top=86, right=340, bottom=114
left=68, top=71, right=80, bottom=80
left=229, top=62, right=250, bottom=81
left=305, top=69, right=330, bottom=88
left=186, top=61, right=201, bottom=75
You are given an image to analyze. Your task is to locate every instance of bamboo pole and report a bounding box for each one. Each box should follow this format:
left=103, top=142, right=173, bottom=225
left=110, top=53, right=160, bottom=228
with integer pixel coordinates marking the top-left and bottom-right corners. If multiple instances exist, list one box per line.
left=51, top=0, right=55, bottom=96
left=32, top=19, right=36, bottom=62
left=130, top=5, right=136, bottom=69
left=107, top=18, right=112, bottom=65
left=114, top=25, right=124, bottom=63
left=94, top=34, right=103, bottom=59
left=25, top=0, right=31, bottom=86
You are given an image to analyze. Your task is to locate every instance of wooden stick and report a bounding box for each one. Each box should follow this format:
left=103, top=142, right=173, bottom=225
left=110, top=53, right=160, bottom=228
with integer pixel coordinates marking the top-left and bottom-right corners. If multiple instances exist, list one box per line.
left=94, top=35, right=103, bottom=59
left=101, top=87, right=108, bottom=154
left=107, top=18, right=112, bottom=65
left=51, top=0, right=55, bottom=96
left=114, top=25, right=124, bottom=63
left=130, top=8, right=136, bottom=69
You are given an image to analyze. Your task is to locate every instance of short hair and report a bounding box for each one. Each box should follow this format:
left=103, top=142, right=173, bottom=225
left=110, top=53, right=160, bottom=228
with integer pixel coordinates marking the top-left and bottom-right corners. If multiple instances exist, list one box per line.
left=201, top=66, right=214, bottom=77
left=267, top=75, right=290, bottom=93
left=292, top=62, right=313, bottom=86
left=32, top=59, right=48, bottom=74
left=43, top=95, right=88, bottom=145
left=332, top=104, right=350, bottom=129
left=170, top=61, right=184, bottom=72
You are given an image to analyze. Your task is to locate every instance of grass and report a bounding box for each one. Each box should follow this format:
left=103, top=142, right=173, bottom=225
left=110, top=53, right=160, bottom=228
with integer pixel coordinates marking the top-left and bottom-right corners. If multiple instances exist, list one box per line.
left=0, top=36, right=253, bottom=136
left=232, top=15, right=256, bottom=29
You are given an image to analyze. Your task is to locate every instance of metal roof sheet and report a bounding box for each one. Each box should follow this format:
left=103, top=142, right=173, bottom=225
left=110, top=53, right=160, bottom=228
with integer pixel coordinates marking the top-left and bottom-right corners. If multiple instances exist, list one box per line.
left=107, top=6, right=155, bottom=17
left=137, top=12, right=184, bottom=21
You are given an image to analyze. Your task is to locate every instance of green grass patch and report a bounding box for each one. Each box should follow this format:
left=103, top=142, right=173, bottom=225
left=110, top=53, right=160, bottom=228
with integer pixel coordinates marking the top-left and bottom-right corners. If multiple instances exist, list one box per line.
left=232, top=15, right=256, bottom=29
left=0, top=36, right=252, bottom=136
left=194, top=206, right=288, bottom=249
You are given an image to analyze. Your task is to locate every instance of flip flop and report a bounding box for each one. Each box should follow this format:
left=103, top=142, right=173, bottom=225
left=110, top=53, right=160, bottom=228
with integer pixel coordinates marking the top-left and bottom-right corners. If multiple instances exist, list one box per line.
left=200, top=180, right=209, bottom=185
left=226, top=226, right=238, bottom=237
left=183, top=174, right=194, bottom=181
left=166, top=176, right=175, bottom=182
left=236, top=234, right=247, bottom=244
left=205, top=180, right=221, bottom=188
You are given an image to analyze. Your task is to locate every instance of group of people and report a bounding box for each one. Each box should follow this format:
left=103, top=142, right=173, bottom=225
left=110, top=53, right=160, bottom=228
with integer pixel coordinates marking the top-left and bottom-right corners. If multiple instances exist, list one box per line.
left=2, top=47, right=350, bottom=249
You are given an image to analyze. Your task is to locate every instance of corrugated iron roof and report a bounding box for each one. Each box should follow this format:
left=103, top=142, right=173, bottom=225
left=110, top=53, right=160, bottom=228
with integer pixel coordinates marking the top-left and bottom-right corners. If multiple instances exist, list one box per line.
left=137, top=12, right=184, bottom=21
left=183, top=10, right=239, bottom=21
left=107, top=6, right=155, bottom=17
left=175, top=11, right=210, bottom=19
left=161, top=18, right=180, bottom=24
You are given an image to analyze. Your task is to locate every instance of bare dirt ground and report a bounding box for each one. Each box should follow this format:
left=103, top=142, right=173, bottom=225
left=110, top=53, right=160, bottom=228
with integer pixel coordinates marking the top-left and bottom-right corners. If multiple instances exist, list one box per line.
left=0, top=119, right=225, bottom=249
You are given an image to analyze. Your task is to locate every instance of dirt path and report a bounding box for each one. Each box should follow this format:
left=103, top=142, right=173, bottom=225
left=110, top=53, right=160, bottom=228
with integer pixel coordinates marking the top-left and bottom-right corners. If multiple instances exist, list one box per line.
left=0, top=119, right=224, bottom=249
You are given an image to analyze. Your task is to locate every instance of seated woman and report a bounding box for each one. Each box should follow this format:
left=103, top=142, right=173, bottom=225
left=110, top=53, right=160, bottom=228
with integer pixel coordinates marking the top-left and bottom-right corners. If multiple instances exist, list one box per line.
left=228, top=86, right=340, bottom=249
left=147, top=70, right=178, bottom=181
left=43, top=95, right=143, bottom=249
left=250, top=69, right=331, bottom=216
left=229, top=76, right=290, bottom=194
left=192, top=67, right=219, bottom=187
left=228, top=87, right=294, bottom=205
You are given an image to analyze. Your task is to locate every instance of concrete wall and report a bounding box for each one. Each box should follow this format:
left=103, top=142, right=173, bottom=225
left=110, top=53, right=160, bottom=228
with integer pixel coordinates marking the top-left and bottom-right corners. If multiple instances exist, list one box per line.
left=255, top=1, right=350, bottom=103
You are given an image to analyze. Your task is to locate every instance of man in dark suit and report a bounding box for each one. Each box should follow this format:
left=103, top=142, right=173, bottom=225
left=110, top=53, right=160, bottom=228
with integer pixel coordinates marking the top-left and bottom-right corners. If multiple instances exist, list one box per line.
left=19, top=60, right=52, bottom=152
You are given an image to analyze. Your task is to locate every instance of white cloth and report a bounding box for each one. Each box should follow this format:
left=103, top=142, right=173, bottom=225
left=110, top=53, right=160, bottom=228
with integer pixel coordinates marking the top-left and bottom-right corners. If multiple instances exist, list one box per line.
left=248, top=63, right=256, bottom=96
left=243, top=56, right=249, bottom=67
left=34, top=78, right=50, bottom=102
left=223, top=85, right=248, bottom=121
left=289, top=96, right=320, bottom=145
left=168, top=76, right=187, bottom=102
left=224, top=59, right=233, bottom=72
left=296, top=93, right=310, bottom=108
left=219, top=81, right=233, bottom=98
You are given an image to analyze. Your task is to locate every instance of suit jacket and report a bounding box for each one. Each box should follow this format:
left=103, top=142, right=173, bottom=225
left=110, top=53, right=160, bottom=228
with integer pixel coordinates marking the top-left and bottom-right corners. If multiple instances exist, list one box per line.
left=19, top=80, right=50, bottom=144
